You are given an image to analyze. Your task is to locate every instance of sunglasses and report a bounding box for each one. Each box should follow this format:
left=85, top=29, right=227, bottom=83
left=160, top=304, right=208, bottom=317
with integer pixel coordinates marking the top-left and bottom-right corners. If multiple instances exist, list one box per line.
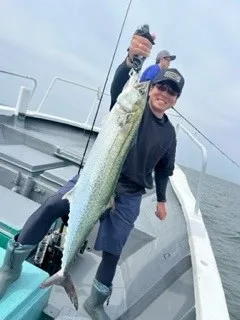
left=154, top=83, right=179, bottom=97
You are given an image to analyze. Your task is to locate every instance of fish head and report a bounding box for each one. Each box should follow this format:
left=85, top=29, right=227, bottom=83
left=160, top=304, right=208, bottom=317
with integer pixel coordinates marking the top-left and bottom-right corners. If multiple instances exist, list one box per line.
left=116, top=81, right=150, bottom=121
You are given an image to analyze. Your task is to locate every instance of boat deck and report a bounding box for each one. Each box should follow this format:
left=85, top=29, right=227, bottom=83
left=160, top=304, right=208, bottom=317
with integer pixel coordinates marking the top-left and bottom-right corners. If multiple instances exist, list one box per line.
left=0, top=110, right=229, bottom=319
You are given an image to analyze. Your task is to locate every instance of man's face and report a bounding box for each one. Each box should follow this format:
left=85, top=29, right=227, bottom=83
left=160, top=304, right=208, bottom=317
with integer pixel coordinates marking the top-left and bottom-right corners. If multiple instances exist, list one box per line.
left=148, top=81, right=178, bottom=114
left=160, top=57, right=171, bottom=69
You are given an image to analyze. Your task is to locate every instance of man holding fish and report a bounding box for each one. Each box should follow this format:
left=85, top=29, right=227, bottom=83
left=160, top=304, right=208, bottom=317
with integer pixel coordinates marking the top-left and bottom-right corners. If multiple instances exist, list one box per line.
left=0, top=26, right=185, bottom=320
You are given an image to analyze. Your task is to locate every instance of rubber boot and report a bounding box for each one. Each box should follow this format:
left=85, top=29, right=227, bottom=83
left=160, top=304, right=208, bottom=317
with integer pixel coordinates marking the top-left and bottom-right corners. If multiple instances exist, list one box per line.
left=0, top=238, right=36, bottom=299
left=83, top=278, right=112, bottom=320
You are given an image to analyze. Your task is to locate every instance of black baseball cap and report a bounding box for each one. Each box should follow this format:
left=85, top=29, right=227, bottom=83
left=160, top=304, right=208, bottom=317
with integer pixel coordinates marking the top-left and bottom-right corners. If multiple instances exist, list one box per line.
left=153, top=68, right=185, bottom=95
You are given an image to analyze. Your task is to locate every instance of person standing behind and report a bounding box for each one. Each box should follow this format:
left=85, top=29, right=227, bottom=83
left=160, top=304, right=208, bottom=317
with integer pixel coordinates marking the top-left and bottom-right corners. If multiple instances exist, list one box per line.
left=140, top=49, right=176, bottom=82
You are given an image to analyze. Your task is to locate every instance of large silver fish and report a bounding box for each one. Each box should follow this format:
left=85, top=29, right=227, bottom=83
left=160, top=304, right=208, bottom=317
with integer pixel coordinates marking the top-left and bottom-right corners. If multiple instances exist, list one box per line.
left=40, top=74, right=149, bottom=310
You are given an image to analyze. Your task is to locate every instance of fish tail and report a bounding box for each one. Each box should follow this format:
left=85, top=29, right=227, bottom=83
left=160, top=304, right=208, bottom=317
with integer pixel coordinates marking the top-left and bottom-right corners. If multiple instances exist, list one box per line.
left=40, top=270, right=79, bottom=310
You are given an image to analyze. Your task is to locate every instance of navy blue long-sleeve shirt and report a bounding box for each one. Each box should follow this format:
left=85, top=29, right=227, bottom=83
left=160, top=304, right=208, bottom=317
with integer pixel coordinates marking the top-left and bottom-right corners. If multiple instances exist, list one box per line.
left=110, top=59, right=176, bottom=202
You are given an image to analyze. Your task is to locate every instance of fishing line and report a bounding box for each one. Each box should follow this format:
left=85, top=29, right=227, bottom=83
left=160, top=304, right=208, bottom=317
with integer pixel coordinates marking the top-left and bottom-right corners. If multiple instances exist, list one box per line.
left=173, top=107, right=240, bottom=169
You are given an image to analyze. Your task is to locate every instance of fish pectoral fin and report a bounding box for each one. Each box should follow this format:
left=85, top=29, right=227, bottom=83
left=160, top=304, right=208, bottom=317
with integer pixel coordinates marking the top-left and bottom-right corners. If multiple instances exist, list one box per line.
left=100, top=195, right=116, bottom=217
left=109, top=195, right=116, bottom=211
left=104, top=195, right=116, bottom=213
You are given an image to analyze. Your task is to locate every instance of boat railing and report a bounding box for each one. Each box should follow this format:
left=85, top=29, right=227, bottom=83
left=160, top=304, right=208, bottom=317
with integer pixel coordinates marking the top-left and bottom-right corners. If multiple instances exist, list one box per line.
left=36, top=77, right=111, bottom=126
left=176, top=123, right=208, bottom=215
left=0, top=69, right=37, bottom=101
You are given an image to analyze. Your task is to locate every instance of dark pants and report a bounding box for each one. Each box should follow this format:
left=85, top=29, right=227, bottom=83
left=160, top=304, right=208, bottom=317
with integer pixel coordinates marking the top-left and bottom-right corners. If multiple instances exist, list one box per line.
left=17, top=174, right=142, bottom=287
left=18, top=175, right=79, bottom=245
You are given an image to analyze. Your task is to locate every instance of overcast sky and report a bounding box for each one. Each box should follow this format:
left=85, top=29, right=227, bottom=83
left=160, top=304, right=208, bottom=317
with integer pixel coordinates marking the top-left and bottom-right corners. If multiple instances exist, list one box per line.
left=0, top=0, right=239, bottom=184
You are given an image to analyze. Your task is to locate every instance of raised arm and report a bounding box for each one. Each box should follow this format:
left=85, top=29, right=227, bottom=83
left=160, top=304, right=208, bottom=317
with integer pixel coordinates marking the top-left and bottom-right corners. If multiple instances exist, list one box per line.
left=109, top=33, right=155, bottom=110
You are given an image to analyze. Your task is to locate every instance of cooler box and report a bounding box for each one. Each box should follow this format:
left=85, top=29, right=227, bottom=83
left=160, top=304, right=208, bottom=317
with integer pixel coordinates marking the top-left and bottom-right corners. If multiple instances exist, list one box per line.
left=0, top=247, right=51, bottom=320
left=0, top=186, right=40, bottom=249
left=0, top=222, right=19, bottom=250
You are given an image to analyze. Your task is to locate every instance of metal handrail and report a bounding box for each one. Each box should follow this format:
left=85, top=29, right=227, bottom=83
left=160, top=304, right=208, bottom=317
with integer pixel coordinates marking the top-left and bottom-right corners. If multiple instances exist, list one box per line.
left=176, top=123, right=208, bottom=215
left=0, top=69, right=37, bottom=100
left=37, top=77, right=110, bottom=112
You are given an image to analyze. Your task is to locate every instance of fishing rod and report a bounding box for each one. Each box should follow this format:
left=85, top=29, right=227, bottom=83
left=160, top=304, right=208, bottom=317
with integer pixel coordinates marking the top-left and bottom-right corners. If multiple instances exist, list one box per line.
left=77, top=0, right=134, bottom=175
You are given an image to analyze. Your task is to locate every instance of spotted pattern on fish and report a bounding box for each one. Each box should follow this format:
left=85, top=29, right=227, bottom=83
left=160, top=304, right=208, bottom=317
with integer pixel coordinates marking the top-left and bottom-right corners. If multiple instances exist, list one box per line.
left=40, top=78, right=150, bottom=309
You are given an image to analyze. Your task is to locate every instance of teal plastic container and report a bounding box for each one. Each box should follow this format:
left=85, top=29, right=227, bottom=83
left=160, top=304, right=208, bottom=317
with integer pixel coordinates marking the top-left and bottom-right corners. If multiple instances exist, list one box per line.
left=0, top=247, right=51, bottom=320
left=0, top=221, right=19, bottom=249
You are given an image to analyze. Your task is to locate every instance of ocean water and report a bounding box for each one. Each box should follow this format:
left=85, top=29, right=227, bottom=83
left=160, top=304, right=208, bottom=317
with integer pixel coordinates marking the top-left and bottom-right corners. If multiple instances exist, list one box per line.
left=181, top=166, right=240, bottom=320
